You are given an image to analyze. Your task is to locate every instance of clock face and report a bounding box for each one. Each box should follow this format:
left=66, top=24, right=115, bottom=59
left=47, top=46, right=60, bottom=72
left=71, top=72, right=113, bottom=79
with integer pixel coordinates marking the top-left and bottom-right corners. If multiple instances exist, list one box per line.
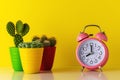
left=77, top=38, right=106, bottom=67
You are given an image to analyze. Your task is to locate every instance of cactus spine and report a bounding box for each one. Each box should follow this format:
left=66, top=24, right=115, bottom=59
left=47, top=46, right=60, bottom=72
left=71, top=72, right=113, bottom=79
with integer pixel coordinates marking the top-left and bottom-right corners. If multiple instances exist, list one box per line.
left=6, top=20, right=30, bottom=47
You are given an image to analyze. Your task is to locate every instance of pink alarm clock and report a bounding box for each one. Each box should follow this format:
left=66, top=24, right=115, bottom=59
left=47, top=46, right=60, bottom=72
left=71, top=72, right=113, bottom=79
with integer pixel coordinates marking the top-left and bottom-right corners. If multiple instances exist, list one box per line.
left=76, top=25, right=109, bottom=71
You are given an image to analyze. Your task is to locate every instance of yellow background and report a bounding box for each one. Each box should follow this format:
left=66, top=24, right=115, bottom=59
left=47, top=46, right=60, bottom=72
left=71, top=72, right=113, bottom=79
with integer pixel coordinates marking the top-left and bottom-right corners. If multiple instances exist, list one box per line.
left=0, top=0, right=120, bottom=70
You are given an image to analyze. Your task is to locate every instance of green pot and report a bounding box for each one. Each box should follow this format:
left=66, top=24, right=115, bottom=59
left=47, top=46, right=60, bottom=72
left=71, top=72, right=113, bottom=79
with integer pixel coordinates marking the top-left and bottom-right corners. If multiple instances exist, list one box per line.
left=10, top=47, right=23, bottom=71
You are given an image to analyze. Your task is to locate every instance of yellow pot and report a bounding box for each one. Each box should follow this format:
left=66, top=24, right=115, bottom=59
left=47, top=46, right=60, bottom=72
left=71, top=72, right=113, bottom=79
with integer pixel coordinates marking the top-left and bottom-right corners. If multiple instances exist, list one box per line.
left=19, top=48, right=43, bottom=74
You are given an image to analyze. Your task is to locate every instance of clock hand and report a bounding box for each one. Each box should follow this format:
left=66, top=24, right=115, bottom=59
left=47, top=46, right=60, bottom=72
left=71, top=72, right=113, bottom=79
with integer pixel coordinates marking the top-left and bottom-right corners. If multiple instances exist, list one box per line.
left=90, top=44, right=93, bottom=53
left=86, top=44, right=94, bottom=57
left=86, top=53, right=91, bottom=57
left=86, top=52, right=94, bottom=57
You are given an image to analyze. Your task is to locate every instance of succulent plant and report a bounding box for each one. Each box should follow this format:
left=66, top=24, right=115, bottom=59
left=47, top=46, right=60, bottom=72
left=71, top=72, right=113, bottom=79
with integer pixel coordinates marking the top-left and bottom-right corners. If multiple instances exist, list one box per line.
left=14, top=34, right=23, bottom=47
left=21, top=23, right=30, bottom=36
left=6, top=22, right=15, bottom=37
left=31, top=41, right=43, bottom=48
left=18, top=41, right=43, bottom=48
left=48, top=37, right=56, bottom=47
left=43, top=40, right=50, bottom=47
left=16, top=20, right=24, bottom=34
left=40, top=35, right=48, bottom=43
left=6, top=20, right=30, bottom=47
left=32, top=35, right=56, bottom=47
left=32, top=36, right=40, bottom=41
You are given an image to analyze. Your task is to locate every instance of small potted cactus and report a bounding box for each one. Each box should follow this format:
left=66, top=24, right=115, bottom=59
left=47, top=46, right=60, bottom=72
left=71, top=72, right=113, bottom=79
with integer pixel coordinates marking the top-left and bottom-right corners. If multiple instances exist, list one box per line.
left=32, top=35, right=57, bottom=71
left=6, top=20, right=30, bottom=71
left=18, top=41, right=44, bottom=74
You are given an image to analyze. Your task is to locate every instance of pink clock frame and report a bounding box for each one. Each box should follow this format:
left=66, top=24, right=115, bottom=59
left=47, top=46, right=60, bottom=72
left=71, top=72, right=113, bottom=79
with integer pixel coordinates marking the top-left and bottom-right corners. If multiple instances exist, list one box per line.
left=76, top=38, right=109, bottom=70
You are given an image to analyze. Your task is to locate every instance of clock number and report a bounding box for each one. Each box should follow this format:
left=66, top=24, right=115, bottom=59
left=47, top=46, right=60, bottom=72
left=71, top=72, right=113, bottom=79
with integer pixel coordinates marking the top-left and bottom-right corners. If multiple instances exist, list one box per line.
left=83, top=47, right=87, bottom=51
left=98, top=56, right=101, bottom=59
left=81, top=52, right=84, bottom=55
left=90, top=60, right=93, bottom=64
left=85, top=58, right=89, bottom=63
left=97, top=46, right=101, bottom=50
left=82, top=56, right=85, bottom=60
left=90, top=43, right=93, bottom=46
left=95, top=43, right=97, bottom=47
left=94, top=59, right=98, bottom=63
left=85, top=44, right=88, bottom=47
left=81, top=47, right=87, bottom=51
left=99, top=51, right=102, bottom=55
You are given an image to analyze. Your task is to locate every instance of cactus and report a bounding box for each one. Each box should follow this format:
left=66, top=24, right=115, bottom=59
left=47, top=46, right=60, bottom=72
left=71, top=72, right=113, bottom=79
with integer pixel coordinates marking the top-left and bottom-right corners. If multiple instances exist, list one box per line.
left=37, top=42, right=43, bottom=48
left=49, top=37, right=56, bottom=47
left=21, top=23, right=30, bottom=36
left=6, top=20, right=30, bottom=47
left=43, top=40, right=50, bottom=47
left=24, top=42, right=31, bottom=48
left=40, top=35, right=48, bottom=43
left=32, top=36, right=40, bottom=41
left=18, top=42, right=26, bottom=48
left=18, top=41, right=43, bottom=48
left=14, top=34, right=23, bottom=47
left=32, top=35, right=56, bottom=47
left=31, top=41, right=43, bottom=48
left=6, top=22, right=15, bottom=37
left=16, top=20, right=24, bottom=34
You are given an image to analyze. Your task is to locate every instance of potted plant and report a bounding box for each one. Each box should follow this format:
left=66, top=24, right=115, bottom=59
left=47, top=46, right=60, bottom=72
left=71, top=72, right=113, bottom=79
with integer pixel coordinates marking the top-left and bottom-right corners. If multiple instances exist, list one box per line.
left=18, top=41, right=44, bottom=74
left=32, top=35, right=57, bottom=71
left=6, top=20, right=30, bottom=71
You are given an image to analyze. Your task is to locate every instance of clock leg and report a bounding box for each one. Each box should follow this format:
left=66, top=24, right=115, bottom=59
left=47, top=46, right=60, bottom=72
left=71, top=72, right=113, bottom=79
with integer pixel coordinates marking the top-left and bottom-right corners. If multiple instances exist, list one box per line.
left=98, top=66, right=102, bottom=72
left=81, top=66, right=85, bottom=72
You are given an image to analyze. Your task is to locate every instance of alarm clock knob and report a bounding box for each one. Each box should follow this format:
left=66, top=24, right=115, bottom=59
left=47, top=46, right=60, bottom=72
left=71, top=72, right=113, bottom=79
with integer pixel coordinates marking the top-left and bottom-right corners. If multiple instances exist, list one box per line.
left=77, top=32, right=89, bottom=42
left=95, top=32, right=108, bottom=41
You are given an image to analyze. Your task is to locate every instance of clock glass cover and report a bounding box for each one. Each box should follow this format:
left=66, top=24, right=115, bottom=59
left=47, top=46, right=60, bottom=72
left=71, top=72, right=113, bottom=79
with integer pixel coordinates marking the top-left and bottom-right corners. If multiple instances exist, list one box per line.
left=78, top=39, right=105, bottom=66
